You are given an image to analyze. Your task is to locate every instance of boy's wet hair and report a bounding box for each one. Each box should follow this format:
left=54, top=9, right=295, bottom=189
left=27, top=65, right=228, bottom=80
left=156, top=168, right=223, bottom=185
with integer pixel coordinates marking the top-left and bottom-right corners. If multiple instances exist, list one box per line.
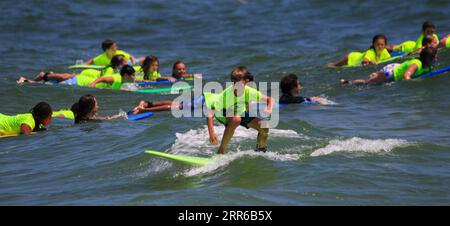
left=72, top=94, right=96, bottom=124
left=142, top=55, right=159, bottom=80
left=420, top=46, right=437, bottom=68
left=422, top=35, right=435, bottom=46
left=102, top=39, right=116, bottom=51
left=31, top=102, right=52, bottom=121
left=230, top=66, right=253, bottom=82
left=120, top=65, right=135, bottom=77
left=280, top=74, right=301, bottom=95
left=422, top=21, right=436, bottom=31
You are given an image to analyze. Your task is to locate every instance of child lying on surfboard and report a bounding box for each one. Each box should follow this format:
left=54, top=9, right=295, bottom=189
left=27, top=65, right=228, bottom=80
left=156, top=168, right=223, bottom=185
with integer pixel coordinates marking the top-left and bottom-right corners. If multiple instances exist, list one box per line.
left=0, top=102, right=52, bottom=137
left=339, top=46, right=437, bottom=86
left=386, top=21, right=439, bottom=53
left=85, top=39, right=135, bottom=66
left=327, top=35, right=391, bottom=67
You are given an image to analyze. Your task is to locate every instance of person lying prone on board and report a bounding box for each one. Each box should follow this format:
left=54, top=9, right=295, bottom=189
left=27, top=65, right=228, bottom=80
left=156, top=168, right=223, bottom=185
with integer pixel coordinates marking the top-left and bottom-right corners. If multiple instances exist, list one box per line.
left=339, top=46, right=437, bottom=86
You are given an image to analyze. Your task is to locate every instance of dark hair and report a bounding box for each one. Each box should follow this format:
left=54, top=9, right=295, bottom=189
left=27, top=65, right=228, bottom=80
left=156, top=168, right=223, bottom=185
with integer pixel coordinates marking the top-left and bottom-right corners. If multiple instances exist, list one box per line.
left=280, top=74, right=301, bottom=95
left=141, top=56, right=159, bottom=80
left=101, top=54, right=126, bottom=76
left=422, top=34, right=435, bottom=46
left=422, top=21, right=436, bottom=31
left=101, top=39, right=116, bottom=52
left=172, top=61, right=184, bottom=79
left=419, top=46, right=437, bottom=68
left=230, top=66, right=253, bottom=82
left=72, top=94, right=97, bottom=124
left=120, top=65, right=135, bottom=77
left=369, top=34, right=387, bottom=50
left=31, top=102, right=52, bottom=123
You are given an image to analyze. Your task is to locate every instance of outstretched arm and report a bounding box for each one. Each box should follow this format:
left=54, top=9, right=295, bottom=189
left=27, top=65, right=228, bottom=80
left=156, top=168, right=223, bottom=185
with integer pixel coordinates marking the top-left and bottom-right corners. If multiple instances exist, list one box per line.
left=403, top=64, right=418, bottom=80
left=207, top=110, right=218, bottom=145
left=89, top=76, right=114, bottom=87
left=20, top=124, right=33, bottom=135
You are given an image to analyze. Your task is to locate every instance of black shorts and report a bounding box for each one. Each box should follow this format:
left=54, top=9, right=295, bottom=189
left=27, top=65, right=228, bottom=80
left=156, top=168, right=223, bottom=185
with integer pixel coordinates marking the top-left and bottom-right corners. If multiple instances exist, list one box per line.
left=215, top=110, right=256, bottom=129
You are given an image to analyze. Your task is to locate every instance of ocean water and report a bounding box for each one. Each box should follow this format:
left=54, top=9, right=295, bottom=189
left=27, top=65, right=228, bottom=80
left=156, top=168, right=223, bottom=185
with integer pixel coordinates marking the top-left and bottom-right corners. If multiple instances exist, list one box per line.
left=1, top=0, right=450, bottom=205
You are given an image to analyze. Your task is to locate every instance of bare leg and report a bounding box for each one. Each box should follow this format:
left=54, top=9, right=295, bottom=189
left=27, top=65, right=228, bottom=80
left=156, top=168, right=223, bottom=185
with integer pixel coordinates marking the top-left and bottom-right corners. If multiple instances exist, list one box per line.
left=247, top=118, right=269, bottom=151
left=217, top=116, right=241, bottom=154
left=328, top=55, right=349, bottom=67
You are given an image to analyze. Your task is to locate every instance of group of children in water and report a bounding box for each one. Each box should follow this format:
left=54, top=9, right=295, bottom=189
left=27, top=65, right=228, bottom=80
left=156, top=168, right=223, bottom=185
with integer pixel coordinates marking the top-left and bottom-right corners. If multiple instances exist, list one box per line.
left=3, top=21, right=450, bottom=155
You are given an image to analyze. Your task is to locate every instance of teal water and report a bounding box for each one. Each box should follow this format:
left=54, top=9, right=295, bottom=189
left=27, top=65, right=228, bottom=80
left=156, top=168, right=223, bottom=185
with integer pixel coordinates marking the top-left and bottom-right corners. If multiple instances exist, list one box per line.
left=1, top=0, right=450, bottom=205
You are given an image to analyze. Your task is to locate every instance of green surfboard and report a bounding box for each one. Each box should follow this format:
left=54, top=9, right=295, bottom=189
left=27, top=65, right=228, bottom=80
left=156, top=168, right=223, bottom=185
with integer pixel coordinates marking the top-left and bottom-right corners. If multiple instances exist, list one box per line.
left=68, top=65, right=105, bottom=70
left=134, top=85, right=192, bottom=94
left=144, top=150, right=214, bottom=166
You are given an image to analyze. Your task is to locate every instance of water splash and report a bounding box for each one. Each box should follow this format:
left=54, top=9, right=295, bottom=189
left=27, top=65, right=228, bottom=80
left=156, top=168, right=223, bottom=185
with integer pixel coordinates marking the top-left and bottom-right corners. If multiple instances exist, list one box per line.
left=310, top=137, right=411, bottom=157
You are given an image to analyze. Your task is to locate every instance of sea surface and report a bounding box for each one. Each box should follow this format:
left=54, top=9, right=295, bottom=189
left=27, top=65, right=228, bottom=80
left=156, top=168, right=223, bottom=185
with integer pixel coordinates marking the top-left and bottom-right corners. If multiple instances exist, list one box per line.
left=1, top=0, right=450, bottom=205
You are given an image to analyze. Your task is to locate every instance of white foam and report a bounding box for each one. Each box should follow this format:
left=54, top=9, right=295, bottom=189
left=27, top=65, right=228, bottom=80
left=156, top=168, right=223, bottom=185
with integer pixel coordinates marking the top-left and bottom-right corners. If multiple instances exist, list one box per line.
left=310, top=137, right=411, bottom=157
left=181, top=149, right=303, bottom=177
left=170, top=125, right=307, bottom=155
left=317, top=95, right=338, bottom=105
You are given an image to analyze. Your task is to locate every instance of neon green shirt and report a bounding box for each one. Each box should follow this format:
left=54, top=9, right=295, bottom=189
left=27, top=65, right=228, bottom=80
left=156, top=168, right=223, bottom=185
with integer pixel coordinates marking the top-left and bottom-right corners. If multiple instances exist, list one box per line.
left=414, top=34, right=439, bottom=50
left=393, top=59, right=427, bottom=81
left=136, top=70, right=161, bottom=81
left=52, top=110, right=75, bottom=119
left=363, top=48, right=391, bottom=63
left=76, top=73, right=121, bottom=89
left=446, top=37, right=450, bottom=48
left=79, top=69, right=102, bottom=79
left=347, top=52, right=365, bottom=66
left=0, top=113, right=35, bottom=136
left=210, top=85, right=263, bottom=118
left=92, top=50, right=131, bottom=66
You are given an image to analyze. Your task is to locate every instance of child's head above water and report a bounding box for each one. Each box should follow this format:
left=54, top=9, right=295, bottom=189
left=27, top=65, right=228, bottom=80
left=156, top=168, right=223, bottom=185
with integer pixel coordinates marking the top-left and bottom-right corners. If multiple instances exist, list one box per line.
left=142, top=55, right=159, bottom=80
left=422, top=21, right=436, bottom=36
left=102, top=39, right=117, bottom=52
left=72, top=94, right=98, bottom=124
left=110, top=54, right=127, bottom=69
left=422, top=34, right=436, bottom=47
left=370, top=34, right=387, bottom=53
left=419, top=46, right=437, bottom=68
left=120, top=65, right=136, bottom=82
left=31, top=102, right=53, bottom=126
left=280, top=74, right=301, bottom=96
left=230, top=66, right=253, bottom=83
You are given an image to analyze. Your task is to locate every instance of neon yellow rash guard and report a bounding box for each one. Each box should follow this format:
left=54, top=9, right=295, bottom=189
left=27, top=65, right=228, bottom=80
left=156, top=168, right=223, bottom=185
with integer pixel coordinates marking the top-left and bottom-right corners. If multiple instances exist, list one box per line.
left=362, top=48, right=391, bottom=63
left=135, top=70, right=161, bottom=81
left=0, top=113, right=35, bottom=136
left=209, top=85, right=263, bottom=122
left=347, top=52, right=365, bottom=66
left=446, top=37, right=450, bottom=48
left=52, top=110, right=75, bottom=119
left=414, top=34, right=439, bottom=50
left=75, top=73, right=122, bottom=89
left=92, top=50, right=131, bottom=66
left=393, top=59, right=429, bottom=81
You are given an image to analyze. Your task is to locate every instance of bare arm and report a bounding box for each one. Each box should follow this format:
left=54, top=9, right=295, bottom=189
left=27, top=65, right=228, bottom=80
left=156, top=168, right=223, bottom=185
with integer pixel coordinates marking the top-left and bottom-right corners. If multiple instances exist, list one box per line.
left=20, top=124, right=33, bottom=135
left=403, top=64, right=418, bottom=80
left=85, top=59, right=94, bottom=65
left=207, top=110, right=218, bottom=145
left=89, top=76, right=114, bottom=87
